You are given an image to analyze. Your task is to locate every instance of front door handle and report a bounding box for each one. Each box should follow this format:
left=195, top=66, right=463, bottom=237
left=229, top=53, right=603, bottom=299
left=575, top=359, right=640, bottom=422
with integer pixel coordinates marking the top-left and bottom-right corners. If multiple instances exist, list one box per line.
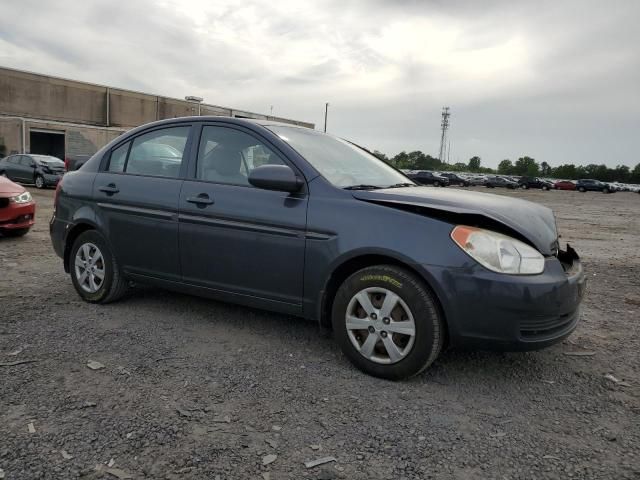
left=99, top=184, right=119, bottom=194
left=186, top=194, right=214, bottom=206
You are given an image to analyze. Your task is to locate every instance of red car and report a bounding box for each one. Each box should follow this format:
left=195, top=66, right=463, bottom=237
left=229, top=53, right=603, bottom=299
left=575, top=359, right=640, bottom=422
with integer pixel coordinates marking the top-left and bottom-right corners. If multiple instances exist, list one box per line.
left=0, top=175, right=36, bottom=237
left=554, top=180, right=576, bottom=190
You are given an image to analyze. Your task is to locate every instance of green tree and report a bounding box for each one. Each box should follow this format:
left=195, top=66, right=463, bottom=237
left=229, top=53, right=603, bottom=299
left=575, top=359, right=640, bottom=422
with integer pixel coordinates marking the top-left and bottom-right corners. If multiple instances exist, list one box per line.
left=540, top=161, right=552, bottom=177
left=514, top=156, right=539, bottom=176
left=468, top=156, right=481, bottom=172
left=631, top=163, right=640, bottom=183
left=372, top=150, right=389, bottom=163
left=552, top=164, right=578, bottom=179
left=498, top=159, right=513, bottom=175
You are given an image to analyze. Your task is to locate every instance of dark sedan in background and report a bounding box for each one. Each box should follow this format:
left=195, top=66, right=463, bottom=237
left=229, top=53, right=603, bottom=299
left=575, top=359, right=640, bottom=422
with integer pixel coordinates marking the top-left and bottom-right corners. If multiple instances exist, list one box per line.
left=50, top=117, right=585, bottom=379
left=407, top=170, right=450, bottom=187
left=440, top=172, right=470, bottom=186
left=576, top=179, right=614, bottom=193
left=485, top=176, right=518, bottom=189
left=0, top=154, right=64, bottom=188
left=518, top=176, right=554, bottom=190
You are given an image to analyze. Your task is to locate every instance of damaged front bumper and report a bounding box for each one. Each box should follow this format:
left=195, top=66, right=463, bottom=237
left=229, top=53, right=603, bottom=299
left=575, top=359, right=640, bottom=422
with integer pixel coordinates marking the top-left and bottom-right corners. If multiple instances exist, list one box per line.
left=424, top=244, right=586, bottom=351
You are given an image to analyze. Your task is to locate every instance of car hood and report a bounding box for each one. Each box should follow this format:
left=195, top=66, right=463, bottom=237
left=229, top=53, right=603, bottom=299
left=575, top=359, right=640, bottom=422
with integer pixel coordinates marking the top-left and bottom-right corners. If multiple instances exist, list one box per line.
left=352, top=187, right=558, bottom=255
left=0, top=175, right=25, bottom=195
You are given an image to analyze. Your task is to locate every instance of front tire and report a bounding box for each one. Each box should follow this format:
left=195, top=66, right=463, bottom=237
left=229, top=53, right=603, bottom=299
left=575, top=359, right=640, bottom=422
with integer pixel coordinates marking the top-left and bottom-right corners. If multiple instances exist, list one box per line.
left=70, top=230, right=128, bottom=303
left=331, top=265, right=444, bottom=380
left=578, top=186, right=586, bottom=192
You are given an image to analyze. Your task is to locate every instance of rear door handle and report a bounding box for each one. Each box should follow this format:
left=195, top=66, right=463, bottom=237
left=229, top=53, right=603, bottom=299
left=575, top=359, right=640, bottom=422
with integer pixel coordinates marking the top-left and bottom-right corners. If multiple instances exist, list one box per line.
left=99, top=184, right=119, bottom=194
left=186, top=194, right=214, bottom=205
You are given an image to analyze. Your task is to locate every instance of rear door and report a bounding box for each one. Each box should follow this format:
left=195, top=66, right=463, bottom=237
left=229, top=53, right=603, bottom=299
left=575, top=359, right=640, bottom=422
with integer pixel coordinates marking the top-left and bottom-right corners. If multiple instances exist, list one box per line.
left=93, top=124, right=193, bottom=281
left=178, top=123, right=308, bottom=308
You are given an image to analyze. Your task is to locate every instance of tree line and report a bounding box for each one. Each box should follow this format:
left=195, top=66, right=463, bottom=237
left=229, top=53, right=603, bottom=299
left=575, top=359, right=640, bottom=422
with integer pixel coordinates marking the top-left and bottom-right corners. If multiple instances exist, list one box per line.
left=372, top=150, right=640, bottom=184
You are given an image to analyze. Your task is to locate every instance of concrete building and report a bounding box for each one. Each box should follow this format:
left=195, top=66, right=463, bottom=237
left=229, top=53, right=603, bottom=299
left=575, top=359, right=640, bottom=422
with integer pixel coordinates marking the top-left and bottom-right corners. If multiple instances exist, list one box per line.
left=0, top=66, right=314, bottom=160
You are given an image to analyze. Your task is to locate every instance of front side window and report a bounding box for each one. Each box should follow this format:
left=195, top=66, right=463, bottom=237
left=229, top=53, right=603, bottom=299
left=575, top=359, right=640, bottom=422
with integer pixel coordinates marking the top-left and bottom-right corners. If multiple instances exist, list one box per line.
left=108, top=126, right=190, bottom=177
left=20, top=156, right=34, bottom=167
left=267, top=126, right=411, bottom=189
left=196, top=126, right=285, bottom=186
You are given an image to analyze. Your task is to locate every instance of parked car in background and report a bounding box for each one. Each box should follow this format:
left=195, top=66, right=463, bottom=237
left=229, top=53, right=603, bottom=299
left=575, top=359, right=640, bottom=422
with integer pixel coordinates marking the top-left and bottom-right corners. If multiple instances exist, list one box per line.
left=518, top=176, right=553, bottom=190
left=0, top=154, right=65, bottom=188
left=440, top=172, right=470, bottom=187
left=65, top=154, right=92, bottom=172
left=575, top=179, right=614, bottom=193
left=485, top=176, right=518, bottom=189
left=467, top=175, right=487, bottom=186
left=554, top=180, right=576, bottom=190
left=0, top=175, right=35, bottom=237
left=49, top=116, right=585, bottom=379
left=407, top=170, right=450, bottom=187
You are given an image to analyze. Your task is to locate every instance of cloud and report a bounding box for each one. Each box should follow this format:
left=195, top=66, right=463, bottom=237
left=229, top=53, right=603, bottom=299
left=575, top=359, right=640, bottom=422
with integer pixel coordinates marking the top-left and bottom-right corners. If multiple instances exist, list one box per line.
left=0, top=0, right=638, bottom=167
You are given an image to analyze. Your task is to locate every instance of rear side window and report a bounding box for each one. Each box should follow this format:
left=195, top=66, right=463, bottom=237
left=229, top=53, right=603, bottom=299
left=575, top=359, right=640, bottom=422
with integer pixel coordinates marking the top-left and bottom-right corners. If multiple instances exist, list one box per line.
left=108, top=142, right=129, bottom=172
left=107, top=126, right=190, bottom=178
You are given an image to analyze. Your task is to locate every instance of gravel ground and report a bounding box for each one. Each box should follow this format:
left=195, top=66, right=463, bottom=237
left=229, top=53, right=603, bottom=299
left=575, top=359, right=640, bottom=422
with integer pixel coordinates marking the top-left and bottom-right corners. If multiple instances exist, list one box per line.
left=1, top=186, right=639, bottom=480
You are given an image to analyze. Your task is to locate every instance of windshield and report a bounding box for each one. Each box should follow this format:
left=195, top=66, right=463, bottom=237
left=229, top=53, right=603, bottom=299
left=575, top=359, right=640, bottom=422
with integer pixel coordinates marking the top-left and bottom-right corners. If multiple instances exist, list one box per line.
left=267, top=126, right=412, bottom=188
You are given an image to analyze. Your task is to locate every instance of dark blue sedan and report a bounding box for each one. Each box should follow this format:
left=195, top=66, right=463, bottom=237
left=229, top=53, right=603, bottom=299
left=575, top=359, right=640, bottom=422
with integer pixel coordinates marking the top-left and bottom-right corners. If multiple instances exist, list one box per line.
left=50, top=117, right=585, bottom=379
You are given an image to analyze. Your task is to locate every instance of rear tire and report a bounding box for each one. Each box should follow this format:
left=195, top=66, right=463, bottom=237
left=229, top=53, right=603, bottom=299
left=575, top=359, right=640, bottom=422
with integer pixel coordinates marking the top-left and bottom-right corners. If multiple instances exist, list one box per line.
left=69, top=230, right=128, bottom=303
left=578, top=186, right=586, bottom=192
left=331, top=265, right=444, bottom=380
left=2, top=228, right=30, bottom=237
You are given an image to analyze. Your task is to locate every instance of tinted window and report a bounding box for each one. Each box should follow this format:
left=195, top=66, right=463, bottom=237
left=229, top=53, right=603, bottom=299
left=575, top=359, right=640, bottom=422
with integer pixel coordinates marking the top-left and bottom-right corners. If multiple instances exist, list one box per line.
left=196, top=126, right=285, bottom=186
left=20, top=156, right=34, bottom=167
left=125, top=126, right=189, bottom=178
left=108, top=142, right=130, bottom=173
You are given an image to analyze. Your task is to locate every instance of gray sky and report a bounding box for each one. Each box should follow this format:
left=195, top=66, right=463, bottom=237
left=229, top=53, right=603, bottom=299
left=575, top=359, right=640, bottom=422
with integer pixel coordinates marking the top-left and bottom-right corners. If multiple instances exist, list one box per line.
left=1, top=0, right=638, bottom=168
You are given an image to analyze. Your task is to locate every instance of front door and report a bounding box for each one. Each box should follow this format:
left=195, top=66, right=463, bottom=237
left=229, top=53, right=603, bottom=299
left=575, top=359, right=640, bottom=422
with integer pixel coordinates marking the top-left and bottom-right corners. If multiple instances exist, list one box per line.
left=179, top=124, right=307, bottom=308
left=16, top=156, right=35, bottom=182
left=93, top=125, right=193, bottom=281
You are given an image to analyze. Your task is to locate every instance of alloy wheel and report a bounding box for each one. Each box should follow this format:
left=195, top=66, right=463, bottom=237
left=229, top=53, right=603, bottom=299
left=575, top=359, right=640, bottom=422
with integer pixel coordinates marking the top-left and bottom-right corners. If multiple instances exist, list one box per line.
left=35, top=176, right=44, bottom=188
left=74, top=242, right=105, bottom=293
left=345, top=287, right=416, bottom=364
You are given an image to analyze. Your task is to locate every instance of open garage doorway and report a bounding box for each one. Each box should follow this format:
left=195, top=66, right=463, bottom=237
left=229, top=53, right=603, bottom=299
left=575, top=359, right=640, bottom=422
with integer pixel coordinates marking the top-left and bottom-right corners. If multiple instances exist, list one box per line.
left=30, top=129, right=65, bottom=160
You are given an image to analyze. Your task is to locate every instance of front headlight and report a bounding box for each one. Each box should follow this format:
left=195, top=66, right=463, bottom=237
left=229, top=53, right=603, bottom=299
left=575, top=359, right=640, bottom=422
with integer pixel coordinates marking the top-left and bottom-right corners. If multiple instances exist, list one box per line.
left=10, top=191, right=32, bottom=204
left=451, top=225, right=545, bottom=275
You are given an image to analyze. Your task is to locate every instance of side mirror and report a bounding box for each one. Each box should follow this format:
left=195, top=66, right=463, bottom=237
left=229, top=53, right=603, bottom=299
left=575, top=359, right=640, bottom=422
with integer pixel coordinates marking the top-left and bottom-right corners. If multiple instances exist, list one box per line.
left=248, top=165, right=303, bottom=193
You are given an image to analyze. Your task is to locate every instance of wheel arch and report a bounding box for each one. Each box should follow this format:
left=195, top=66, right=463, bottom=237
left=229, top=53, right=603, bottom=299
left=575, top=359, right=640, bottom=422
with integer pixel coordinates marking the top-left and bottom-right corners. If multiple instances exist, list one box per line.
left=63, top=222, right=98, bottom=273
left=318, top=253, right=449, bottom=344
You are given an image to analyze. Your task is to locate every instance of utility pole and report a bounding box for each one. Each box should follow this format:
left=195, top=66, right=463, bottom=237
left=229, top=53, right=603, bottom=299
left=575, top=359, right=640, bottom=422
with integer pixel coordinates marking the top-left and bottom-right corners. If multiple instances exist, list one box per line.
left=270, top=105, right=273, bottom=116
left=324, top=102, right=329, bottom=133
left=438, top=106, right=450, bottom=163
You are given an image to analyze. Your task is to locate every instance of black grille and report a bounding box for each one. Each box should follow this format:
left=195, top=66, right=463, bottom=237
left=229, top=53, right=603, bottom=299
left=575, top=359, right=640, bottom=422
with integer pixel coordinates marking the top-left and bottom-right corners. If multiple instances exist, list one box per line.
left=520, top=311, right=577, bottom=339
left=0, top=198, right=9, bottom=209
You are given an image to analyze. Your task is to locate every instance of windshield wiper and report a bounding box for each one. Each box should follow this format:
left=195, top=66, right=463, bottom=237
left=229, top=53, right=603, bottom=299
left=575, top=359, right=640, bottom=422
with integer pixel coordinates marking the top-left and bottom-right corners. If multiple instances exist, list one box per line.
left=386, top=183, right=417, bottom=188
left=343, top=184, right=384, bottom=190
